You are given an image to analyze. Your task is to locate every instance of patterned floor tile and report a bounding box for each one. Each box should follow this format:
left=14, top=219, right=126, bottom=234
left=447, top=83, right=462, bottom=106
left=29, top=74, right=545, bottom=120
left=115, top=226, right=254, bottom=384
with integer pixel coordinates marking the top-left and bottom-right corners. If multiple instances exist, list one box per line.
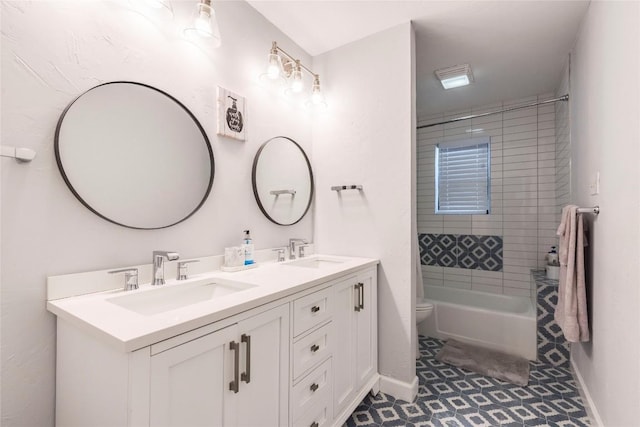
left=342, top=336, right=591, bottom=427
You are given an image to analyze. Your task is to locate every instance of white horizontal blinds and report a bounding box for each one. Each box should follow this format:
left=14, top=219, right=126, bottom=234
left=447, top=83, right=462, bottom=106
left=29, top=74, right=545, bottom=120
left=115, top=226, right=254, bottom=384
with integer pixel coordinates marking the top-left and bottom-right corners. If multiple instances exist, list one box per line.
left=436, top=137, right=490, bottom=214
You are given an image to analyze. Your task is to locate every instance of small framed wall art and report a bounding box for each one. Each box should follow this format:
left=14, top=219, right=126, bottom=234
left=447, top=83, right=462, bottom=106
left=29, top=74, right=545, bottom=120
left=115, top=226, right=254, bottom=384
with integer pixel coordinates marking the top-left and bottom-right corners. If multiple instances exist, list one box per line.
left=217, top=86, right=246, bottom=141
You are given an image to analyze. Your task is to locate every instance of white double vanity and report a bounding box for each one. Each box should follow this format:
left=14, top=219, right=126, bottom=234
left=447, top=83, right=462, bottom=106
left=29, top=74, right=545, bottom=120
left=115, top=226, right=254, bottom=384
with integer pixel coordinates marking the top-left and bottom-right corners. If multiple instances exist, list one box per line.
left=47, top=254, right=379, bottom=427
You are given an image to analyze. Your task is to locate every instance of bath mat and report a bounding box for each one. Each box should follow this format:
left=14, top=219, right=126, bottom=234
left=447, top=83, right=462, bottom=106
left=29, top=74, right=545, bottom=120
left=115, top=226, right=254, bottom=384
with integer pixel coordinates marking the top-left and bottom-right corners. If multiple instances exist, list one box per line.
left=436, top=339, right=530, bottom=386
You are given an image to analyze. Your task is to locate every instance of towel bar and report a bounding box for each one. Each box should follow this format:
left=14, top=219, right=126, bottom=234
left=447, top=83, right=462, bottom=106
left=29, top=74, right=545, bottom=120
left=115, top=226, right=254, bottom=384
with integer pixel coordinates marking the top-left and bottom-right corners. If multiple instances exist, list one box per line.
left=270, top=189, right=296, bottom=196
left=331, top=185, right=363, bottom=191
left=577, top=206, right=599, bottom=214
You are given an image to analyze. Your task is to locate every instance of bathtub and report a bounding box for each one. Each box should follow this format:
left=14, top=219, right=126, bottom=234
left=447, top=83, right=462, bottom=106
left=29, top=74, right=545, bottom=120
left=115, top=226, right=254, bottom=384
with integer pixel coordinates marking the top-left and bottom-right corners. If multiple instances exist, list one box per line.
left=418, top=285, right=537, bottom=360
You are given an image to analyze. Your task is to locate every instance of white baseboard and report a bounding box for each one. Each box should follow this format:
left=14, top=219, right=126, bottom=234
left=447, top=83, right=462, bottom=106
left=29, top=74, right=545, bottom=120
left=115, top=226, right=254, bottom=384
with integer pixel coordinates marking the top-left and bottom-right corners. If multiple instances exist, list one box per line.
left=571, top=355, right=604, bottom=427
left=378, top=374, right=418, bottom=403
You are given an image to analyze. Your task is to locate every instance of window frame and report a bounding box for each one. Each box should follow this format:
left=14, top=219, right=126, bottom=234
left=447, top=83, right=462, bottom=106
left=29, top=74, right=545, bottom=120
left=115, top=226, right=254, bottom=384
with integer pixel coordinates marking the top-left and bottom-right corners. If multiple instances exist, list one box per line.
left=434, top=136, right=491, bottom=215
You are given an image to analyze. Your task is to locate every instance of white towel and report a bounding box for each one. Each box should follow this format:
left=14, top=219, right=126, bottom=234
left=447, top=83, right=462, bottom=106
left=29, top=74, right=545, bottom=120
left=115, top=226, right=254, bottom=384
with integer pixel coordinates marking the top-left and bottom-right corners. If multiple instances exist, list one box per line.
left=554, top=205, right=590, bottom=342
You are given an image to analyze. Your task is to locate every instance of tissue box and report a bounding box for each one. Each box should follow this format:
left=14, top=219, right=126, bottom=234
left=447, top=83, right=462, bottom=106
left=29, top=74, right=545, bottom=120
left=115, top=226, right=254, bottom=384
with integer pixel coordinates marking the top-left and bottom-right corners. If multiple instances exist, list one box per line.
left=546, top=265, right=560, bottom=280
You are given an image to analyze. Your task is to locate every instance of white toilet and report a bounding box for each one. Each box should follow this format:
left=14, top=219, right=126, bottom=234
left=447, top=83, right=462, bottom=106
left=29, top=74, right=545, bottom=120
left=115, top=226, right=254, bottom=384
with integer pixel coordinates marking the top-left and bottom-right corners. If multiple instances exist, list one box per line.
left=416, top=298, right=434, bottom=358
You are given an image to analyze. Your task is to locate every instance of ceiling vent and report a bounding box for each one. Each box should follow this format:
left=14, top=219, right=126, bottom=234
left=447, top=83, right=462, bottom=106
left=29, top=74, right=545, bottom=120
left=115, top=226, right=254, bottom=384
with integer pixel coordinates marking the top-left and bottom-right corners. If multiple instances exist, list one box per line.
left=435, top=64, right=474, bottom=90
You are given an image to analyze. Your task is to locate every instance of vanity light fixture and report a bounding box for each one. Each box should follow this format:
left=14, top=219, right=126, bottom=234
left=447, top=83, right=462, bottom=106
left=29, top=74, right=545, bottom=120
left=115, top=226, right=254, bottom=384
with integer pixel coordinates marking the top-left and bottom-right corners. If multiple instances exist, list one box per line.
left=435, top=64, right=474, bottom=90
left=261, top=41, right=327, bottom=108
left=184, top=0, right=221, bottom=47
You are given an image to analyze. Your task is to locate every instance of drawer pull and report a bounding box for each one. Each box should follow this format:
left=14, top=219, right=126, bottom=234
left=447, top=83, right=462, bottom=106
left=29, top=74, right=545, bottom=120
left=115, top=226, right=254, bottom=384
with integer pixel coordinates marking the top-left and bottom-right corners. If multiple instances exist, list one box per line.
left=310, top=344, right=320, bottom=353
left=311, top=305, right=320, bottom=313
left=310, top=382, right=319, bottom=392
left=310, top=422, right=319, bottom=427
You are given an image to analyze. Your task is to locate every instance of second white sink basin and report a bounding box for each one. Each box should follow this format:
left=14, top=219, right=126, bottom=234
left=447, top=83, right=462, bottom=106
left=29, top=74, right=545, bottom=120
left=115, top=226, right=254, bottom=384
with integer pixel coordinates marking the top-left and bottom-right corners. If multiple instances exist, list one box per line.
left=285, top=257, right=346, bottom=269
left=107, top=278, right=256, bottom=316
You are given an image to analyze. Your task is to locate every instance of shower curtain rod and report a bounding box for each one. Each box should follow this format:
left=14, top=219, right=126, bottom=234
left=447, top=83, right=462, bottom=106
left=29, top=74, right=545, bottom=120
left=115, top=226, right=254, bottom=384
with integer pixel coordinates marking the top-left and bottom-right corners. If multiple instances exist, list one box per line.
left=417, top=94, right=569, bottom=129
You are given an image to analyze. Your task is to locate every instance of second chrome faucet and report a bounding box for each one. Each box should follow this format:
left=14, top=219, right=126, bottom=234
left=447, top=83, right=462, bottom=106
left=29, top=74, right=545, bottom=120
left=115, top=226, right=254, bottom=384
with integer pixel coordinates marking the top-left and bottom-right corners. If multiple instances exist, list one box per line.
left=152, top=251, right=179, bottom=286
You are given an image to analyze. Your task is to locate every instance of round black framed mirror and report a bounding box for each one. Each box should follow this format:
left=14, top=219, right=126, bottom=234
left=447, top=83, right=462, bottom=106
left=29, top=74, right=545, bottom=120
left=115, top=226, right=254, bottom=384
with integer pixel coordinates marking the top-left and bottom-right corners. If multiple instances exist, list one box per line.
left=55, top=81, right=214, bottom=230
left=252, top=136, right=314, bottom=226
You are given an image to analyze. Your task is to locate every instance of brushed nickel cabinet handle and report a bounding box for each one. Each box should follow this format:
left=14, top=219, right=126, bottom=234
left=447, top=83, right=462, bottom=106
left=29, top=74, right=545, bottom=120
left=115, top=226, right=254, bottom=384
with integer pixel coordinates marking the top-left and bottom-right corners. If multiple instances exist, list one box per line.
left=311, top=305, right=320, bottom=313
left=310, top=382, right=319, bottom=392
left=241, top=334, right=251, bottom=384
left=354, top=284, right=361, bottom=312
left=310, top=344, right=320, bottom=353
left=359, top=282, right=365, bottom=310
left=229, top=341, right=240, bottom=393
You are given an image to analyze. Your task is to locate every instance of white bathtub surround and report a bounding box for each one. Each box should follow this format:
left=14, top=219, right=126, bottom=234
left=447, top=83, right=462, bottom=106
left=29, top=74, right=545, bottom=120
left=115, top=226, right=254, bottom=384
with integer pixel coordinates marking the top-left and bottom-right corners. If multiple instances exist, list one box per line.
left=418, top=93, right=558, bottom=296
left=419, top=285, right=536, bottom=360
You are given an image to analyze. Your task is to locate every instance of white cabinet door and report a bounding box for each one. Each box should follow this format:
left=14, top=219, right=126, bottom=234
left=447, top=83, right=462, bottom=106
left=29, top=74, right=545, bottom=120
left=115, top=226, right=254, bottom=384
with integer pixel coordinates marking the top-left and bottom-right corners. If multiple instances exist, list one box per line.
left=332, top=276, right=358, bottom=416
left=236, top=304, right=290, bottom=427
left=150, top=324, right=239, bottom=427
left=332, top=269, right=377, bottom=417
left=355, top=270, right=376, bottom=389
left=149, top=304, right=289, bottom=427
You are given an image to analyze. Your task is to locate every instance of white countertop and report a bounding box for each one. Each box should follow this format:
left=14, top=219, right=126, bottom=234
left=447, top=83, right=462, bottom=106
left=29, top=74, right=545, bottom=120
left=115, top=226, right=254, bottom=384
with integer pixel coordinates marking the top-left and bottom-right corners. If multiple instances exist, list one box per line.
left=47, top=255, right=378, bottom=352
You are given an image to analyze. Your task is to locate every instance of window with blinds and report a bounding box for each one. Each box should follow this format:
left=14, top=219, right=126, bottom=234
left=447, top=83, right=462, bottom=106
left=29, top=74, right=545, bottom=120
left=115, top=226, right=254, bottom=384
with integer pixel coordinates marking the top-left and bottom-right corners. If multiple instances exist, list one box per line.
left=435, top=137, right=491, bottom=215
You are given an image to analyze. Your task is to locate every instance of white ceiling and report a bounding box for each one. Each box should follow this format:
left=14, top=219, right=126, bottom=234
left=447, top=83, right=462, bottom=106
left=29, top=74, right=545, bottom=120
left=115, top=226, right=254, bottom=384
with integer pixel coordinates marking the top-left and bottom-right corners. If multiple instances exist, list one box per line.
left=246, top=0, right=590, bottom=115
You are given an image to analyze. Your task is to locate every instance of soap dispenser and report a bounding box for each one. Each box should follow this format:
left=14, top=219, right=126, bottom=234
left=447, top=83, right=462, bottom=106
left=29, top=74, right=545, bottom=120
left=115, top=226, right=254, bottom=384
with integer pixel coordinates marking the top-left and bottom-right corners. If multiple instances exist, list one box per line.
left=243, top=230, right=255, bottom=265
left=545, top=246, right=559, bottom=266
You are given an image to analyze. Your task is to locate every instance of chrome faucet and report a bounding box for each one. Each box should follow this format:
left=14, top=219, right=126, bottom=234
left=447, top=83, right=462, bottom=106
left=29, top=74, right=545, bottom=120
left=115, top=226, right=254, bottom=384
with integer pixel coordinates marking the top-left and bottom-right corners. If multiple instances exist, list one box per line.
left=288, top=238, right=308, bottom=260
left=152, top=251, right=179, bottom=286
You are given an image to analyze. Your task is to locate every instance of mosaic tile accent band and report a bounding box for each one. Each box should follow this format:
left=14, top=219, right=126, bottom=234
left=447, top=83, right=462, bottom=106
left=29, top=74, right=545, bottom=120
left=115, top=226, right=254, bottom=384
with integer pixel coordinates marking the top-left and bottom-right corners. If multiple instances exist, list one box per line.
left=532, top=270, right=570, bottom=368
left=419, top=234, right=503, bottom=272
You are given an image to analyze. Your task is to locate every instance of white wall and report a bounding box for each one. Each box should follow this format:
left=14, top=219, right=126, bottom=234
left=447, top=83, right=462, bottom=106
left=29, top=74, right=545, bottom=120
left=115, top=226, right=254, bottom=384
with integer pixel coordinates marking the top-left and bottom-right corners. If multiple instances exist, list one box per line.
left=0, top=2, right=314, bottom=425
left=417, top=94, right=557, bottom=296
left=312, top=23, right=417, bottom=392
left=569, top=2, right=640, bottom=425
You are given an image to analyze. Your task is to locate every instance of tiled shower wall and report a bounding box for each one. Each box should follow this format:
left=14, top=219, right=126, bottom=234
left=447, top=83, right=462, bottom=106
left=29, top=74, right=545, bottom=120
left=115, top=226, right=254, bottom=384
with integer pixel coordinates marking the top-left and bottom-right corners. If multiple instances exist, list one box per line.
left=417, top=94, right=557, bottom=296
left=556, top=60, right=571, bottom=214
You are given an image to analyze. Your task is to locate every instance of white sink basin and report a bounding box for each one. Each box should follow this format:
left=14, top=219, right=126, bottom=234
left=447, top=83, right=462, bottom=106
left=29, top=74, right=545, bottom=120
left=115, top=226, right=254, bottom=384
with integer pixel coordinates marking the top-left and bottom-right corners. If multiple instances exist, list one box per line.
left=107, top=279, right=256, bottom=316
left=285, top=257, right=346, bottom=269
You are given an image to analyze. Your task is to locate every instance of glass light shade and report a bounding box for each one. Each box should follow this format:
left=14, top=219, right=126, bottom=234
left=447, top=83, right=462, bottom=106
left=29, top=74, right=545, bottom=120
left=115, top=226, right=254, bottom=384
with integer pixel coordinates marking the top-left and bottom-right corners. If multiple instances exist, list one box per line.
left=266, top=53, right=284, bottom=80
left=184, top=1, right=221, bottom=47
left=290, top=65, right=304, bottom=93
left=306, top=77, right=327, bottom=109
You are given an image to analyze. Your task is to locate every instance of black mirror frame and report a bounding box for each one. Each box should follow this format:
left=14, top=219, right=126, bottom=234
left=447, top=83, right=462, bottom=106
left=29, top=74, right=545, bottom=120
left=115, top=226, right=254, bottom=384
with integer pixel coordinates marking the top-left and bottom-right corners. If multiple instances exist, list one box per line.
left=251, top=136, right=314, bottom=226
left=54, top=81, right=215, bottom=230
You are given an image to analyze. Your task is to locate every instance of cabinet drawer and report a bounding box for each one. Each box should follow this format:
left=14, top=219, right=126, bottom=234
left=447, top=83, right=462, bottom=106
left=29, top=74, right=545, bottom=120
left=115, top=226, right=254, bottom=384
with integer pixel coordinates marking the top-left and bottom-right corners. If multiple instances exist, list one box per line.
left=293, top=287, right=332, bottom=337
left=293, top=392, right=331, bottom=427
left=293, top=323, right=331, bottom=379
left=291, top=358, right=332, bottom=421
